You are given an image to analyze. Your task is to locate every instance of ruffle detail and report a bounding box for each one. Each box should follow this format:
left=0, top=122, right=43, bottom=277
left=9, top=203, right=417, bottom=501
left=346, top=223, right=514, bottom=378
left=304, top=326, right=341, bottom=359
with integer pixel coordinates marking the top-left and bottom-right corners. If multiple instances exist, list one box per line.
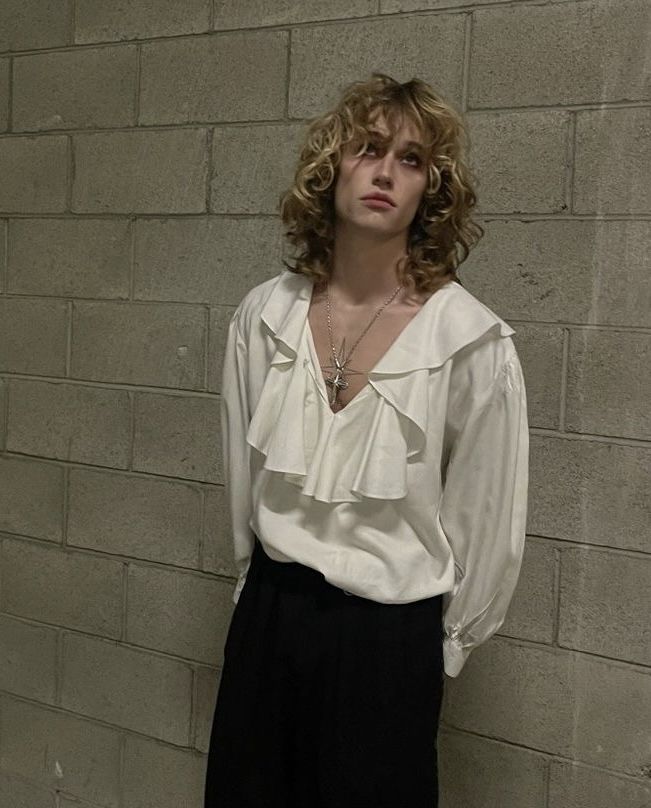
left=246, top=346, right=421, bottom=502
left=244, top=270, right=515, bottom=504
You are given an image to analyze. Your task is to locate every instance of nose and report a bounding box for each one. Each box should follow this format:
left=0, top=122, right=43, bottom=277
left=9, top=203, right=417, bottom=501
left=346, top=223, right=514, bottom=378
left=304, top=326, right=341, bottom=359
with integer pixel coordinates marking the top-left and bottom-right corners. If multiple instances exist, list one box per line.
left=373, top=168, right=393, bottom=188
left=373, top=154, right=396, bottom=187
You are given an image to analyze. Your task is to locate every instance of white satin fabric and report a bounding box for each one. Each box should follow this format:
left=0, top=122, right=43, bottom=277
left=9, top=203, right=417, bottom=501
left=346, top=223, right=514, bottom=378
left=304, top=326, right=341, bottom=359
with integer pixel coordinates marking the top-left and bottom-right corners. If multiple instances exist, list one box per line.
left=220, top=269, right=529, bottom=677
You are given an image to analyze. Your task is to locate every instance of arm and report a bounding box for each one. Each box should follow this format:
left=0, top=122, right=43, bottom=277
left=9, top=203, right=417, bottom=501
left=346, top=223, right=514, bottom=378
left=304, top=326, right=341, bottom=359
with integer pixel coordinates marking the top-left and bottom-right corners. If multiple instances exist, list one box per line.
left=440, top=348, right=530, bottom=677
left=220, top=308, right=256, bottom=604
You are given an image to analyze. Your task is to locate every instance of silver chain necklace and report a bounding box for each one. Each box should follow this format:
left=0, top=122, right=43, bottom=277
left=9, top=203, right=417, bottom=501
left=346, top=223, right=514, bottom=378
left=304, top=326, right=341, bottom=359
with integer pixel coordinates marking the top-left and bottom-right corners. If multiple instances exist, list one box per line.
left=323, top=281, right=404, bottom=410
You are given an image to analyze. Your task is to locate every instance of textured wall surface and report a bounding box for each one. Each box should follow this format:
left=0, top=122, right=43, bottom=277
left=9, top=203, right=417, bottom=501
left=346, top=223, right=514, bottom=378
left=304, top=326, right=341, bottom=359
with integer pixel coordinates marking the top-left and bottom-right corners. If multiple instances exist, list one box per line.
left=0, top=1, right=650, bottom=806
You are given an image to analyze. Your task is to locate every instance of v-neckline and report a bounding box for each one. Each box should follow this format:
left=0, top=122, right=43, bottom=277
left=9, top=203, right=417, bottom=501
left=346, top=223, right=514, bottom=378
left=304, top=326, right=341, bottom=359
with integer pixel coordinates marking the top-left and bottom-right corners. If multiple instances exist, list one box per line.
left=305, top=319, right=373, bottom=416
left=304, top=278, right=445, bottom=416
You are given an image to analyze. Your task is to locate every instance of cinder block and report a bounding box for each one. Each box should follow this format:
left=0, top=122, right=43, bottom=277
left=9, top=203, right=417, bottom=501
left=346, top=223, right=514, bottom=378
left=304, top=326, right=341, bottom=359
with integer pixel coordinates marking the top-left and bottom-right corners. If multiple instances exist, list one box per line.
left=501, top=537, right=556, bottom=646
left=7, top=379, right=131, bottom=466
left=289, top=14, right=465, bottom=118
left=0, top=380, right=5, bottom=447
left=210, top=123, right=308, bottom=214
left=126, top=564, right=234, bottom=665
left=2, top=538, right=123, bottom=638
left=0, top=0, right=69, bottom=51
left=134, top=217, right=283, bottom=305
left=0, top=614, right=57, bottom=702
left=0, top=218, right=5, bottom=291
left=438, top=728, right=547, bottom=808
left=139, top=31, right=287, bottom=125
left=214, top=0, right=376, bottom=29
left=0, top=135, right=67, bottom=213
left=0, top=771, right=54, bottom=808
left=133, top=392, right=220, bottom=482
left=0, top=59, right=8, bottom=131
left=75, top=0, right=209, bottom=43
left=61, top=633, right=193, bottom=744
left=67, top=467, right=201, bottom=568
left=0, top=456, right=63, bottom=541
left=571, top=656, right=651, bottom=775
left=71, top=300, right=204, bottom=387
left=468, top=110, right=569, bottom=214
left=193, top=664, right=221, bottom=753
left=559, top=546, right=651, bottom=667
left=59, top=799, right=104, bottom=808
left=498, top=323, right=562, bottom=430
left=71, top=129, right=207, bottom=213
left=444, top=640, right=575, bottom=755
left=59, top=797, right=105, bottom=807
left=528, top=434, right=650, bottom=552
left=460, top=220, right=651, bottom=328
left=13, top=46, right=137, bottom=131
left=122, top=734, right=206, bottom=808
left=202, top=483, right=234, bottom=578
left=0, top=298, right=67, bottom=375
left=445, top=639, right=651, bottom=776
left=574, top=107, right=651, bottom=215
left=382, top=0, right=504, bottom=9
left=549, top=760, right=651, bottom=808
left=566, top=329, right=651, bottom=440
left=0, top=697, right=121, bottom=807
left=469, top=0, right=651, bottom=107
left=8, top=218, right=130, bottom=298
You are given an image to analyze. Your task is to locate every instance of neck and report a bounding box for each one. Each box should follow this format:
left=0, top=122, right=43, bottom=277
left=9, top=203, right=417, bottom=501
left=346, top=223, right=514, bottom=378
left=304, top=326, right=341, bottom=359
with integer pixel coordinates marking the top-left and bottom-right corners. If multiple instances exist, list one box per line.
left=327, top=225, right=412, bottom=307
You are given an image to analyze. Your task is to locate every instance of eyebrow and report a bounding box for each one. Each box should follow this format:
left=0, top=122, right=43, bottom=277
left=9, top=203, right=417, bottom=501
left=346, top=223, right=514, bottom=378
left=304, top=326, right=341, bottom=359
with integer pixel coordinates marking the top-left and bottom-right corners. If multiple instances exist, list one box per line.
left=404, top=140, right=426, bottom=153
left=367, top=131, right=426, bottom=152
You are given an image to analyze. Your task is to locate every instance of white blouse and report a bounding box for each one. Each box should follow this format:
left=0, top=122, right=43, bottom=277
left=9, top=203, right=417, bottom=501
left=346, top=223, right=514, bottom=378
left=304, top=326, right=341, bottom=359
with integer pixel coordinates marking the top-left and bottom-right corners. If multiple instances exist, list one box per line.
left=220, top=268, right=529, bottom=677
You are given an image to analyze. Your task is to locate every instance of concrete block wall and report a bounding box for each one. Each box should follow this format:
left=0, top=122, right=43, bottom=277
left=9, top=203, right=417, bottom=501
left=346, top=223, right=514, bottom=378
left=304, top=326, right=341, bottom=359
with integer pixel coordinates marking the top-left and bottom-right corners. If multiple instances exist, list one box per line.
left=0, top=1, right=649, bottom=806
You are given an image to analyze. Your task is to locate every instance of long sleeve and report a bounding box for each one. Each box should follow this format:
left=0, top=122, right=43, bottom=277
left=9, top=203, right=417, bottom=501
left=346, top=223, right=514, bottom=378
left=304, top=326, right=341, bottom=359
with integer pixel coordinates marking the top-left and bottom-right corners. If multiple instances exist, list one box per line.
left=440, top=349, right=529, bottom=677
left=220, top=309, right=256, bottom=605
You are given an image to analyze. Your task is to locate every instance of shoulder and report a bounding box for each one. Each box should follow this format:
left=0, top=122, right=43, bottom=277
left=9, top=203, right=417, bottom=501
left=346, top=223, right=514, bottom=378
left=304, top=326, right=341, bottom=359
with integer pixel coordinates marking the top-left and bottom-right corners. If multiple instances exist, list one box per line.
left=449, top=281, right=516, bottom=352
left=443, top=282, right=522, bottom=398
left=426, top=279, right=518, bottom=369
left=447, top=279, right=514, bottom=330
left=230, top=271, right=287, bottom=336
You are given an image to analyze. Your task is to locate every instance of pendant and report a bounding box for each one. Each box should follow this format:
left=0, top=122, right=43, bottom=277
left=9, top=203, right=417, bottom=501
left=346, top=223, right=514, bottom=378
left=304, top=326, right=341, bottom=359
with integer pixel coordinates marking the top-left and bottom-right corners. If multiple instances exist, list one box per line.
left=324, top=342, right=348, bottom=407
left=322, top=337, right=362, bottom=408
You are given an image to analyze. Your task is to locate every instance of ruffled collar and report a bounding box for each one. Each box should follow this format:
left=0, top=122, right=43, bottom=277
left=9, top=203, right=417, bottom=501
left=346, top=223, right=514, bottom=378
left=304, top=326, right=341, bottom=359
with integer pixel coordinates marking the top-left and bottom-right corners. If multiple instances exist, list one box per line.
left=259, top=269, right=513, bottom=373
left=245, top=269, right=515, bottom=503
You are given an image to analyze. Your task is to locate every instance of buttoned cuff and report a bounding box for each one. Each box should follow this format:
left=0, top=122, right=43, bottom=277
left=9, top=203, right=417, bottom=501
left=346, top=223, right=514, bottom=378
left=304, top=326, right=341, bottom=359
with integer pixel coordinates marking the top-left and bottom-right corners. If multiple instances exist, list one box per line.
left=443, top=634, right=472, bottom=677
left=233, top=573, right=247, bottom=605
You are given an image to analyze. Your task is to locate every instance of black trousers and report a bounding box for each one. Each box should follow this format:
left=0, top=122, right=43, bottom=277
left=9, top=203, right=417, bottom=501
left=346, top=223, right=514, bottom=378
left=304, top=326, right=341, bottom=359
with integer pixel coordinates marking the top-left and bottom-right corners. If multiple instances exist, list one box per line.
left=204, top=536, right=445, bottom=808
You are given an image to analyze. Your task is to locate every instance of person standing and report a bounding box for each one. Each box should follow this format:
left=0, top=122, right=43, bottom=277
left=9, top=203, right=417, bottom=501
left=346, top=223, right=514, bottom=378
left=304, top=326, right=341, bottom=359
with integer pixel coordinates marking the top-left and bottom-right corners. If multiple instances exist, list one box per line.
left=204, top=72, right=529, bottom=808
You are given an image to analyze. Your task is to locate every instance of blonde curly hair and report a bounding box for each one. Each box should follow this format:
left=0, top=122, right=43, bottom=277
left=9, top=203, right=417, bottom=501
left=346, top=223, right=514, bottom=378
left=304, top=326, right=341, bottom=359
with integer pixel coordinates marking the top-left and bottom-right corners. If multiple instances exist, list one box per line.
left=278, top=72, right=484, bottom=295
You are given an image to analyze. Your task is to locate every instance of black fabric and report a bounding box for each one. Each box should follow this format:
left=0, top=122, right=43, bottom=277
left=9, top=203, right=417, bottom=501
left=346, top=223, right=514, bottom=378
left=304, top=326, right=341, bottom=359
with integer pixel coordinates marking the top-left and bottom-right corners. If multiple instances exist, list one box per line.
left=204, top=536, right=445, bottom=808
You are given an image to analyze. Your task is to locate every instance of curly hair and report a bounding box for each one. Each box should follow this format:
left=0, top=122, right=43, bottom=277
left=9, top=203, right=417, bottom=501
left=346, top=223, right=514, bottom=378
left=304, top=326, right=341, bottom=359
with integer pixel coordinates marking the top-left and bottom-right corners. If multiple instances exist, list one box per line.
left=278, top=72, right=485, bottom=295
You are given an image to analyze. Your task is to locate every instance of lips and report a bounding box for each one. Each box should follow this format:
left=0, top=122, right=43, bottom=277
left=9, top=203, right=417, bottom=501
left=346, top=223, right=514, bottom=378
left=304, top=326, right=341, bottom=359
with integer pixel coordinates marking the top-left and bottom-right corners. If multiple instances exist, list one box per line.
left=361, top=194, right=395, bottom=207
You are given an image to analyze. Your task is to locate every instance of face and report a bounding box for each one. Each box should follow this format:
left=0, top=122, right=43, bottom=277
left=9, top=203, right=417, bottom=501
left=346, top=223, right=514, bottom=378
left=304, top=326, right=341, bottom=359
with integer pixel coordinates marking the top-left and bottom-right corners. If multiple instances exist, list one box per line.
left=333, top=111, right=429, bottom=242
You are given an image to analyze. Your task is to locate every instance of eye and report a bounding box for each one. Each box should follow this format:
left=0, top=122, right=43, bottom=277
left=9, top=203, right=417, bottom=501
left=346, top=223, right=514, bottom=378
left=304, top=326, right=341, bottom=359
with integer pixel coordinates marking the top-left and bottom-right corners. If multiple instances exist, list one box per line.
left=356, top=142, right=423, bottom=167
left=403, top=152, right=422, bottom=167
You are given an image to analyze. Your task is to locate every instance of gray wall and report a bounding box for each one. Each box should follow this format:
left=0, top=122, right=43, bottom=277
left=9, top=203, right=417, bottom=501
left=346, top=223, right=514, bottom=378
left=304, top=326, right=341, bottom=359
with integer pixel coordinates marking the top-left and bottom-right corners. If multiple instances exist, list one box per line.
left=0, top=1, right=649, bottom=806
